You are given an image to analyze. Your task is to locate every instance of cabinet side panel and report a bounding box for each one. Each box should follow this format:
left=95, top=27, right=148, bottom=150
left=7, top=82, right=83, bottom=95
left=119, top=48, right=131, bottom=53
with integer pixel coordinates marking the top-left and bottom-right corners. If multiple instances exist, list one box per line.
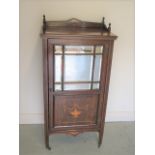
left=42, top=37, right=49, bottom=135
left=97, top=42, right=109, bottom=126
left=48, top=40, right=54, bottom=129
left=100, top=40, right=115, bottom=129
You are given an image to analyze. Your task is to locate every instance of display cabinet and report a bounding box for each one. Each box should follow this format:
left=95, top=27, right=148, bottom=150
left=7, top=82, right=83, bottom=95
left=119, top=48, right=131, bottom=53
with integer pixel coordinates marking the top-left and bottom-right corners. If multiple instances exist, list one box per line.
left=41, top=15, right=117, bottom=150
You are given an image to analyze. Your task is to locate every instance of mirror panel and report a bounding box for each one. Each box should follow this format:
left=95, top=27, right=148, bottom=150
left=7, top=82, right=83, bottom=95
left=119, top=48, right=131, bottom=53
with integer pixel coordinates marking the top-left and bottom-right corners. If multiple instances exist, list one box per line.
left=64, top=55, right=93, bottom=82
left=53, top=45, right=103, bottom=91
left=55, top=84, right=62, bottom=91
left=93, top=83, right=99, bottom=89
left=54, top=55, right=61, bottom=82
left=93, top=55, right=102, bottom=81
left=64, top=84, right=90, bottom=90
left=95, top=46, right=103, bottom=53
left=65, top=45, right=94, bottom=54
left=55, top=45, right=62, bottom=53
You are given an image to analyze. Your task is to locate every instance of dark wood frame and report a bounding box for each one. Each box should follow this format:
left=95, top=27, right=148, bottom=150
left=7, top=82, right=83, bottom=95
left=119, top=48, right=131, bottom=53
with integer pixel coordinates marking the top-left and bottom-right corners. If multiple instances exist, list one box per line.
left=41, top=15, right=117, bottom=150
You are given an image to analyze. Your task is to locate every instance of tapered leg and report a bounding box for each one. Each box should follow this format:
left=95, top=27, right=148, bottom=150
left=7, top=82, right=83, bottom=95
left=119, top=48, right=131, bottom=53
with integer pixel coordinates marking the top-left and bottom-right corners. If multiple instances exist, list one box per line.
left=45, top=134, right=51, bottom=150
left=98, top=129, right=103, bottom=148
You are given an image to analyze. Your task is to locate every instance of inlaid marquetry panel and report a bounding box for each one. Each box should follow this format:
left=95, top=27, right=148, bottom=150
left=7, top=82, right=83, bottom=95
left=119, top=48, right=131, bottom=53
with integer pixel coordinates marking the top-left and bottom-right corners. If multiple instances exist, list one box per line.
left=53, top=95, right=99, bottom=127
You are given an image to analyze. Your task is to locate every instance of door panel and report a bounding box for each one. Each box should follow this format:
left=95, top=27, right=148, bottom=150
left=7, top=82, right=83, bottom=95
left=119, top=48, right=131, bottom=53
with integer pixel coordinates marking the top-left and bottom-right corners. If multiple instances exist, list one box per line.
left=53, top=94, right=99, bottom=128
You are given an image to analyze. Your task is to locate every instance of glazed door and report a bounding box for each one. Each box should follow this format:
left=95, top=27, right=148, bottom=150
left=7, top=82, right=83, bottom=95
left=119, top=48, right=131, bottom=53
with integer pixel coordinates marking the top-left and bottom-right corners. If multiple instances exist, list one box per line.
left=48, top=39, right=108, bottom=130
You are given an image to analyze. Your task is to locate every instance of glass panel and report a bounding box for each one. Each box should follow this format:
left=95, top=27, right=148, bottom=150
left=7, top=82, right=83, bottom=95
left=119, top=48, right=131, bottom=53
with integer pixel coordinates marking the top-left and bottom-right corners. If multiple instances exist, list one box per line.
left=55, top=55, right=61, bottom=82
left=65, top=45, right=94, bottom=54
left=93, top=55, right=102, bottom=81
left=64, top=84, right=90, bottom=90
left=93, top=83, right=99, bottom=89
left=55, top=45, right=62, bottom=53
left=55, top=84, right=62, bottom=91
left=64, top=55, right=93, bottom=81
left=96, top=46, right=103, bottom=53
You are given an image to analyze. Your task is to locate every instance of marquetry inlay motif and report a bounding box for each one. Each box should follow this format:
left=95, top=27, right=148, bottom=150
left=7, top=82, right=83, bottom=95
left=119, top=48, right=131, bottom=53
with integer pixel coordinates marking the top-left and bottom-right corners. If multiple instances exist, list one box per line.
left=70, top=108, right=81, bottom=118
left=69, top=103, right=81, bottom=118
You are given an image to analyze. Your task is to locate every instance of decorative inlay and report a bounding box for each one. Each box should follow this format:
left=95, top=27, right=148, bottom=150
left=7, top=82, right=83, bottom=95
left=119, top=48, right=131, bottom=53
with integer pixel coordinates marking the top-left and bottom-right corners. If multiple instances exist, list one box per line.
left=68, top=131, right=80, bottom=136
left=70, top=108, right=81, bottom=118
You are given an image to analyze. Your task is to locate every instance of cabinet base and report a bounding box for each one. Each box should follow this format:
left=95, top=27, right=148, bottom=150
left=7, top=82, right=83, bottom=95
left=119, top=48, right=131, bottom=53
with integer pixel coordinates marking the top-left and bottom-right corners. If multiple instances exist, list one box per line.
left=45, top=129, right=103, bottom=150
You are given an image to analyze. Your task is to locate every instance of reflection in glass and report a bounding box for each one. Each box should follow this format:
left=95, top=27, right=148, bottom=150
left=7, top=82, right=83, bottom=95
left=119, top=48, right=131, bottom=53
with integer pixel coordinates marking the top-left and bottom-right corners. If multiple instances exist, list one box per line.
left=93, top=83, right=99, bottom=89
left=55, top=45, right=62, bottom=53
left=64, top=55, right=93, bottom=81
left=55, top=84, right=61, bottom=91
left=96, top=46, right=103, bottom=53
left=55, top=55, right=61, bottom=82
left=93, top=55, right=102, bottom=81
left=64, top=84, right=90, bottom=90
left=65, top=46, right=94, bottom=54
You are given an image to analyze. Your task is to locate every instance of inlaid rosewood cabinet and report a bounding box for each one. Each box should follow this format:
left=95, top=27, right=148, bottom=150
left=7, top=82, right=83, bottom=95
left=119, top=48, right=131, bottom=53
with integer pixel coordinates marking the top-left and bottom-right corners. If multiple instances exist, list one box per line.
left=41, top=15, right=117, bottom=150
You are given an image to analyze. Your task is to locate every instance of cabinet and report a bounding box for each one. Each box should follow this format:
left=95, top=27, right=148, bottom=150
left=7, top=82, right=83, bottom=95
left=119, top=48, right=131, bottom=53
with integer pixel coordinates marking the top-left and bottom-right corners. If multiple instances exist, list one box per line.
left=41, top=15, right=117, bottom=150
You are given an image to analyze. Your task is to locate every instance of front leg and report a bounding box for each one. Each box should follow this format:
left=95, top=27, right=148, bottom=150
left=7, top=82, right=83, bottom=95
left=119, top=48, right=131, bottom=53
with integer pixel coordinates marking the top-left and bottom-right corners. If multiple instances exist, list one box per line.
left=45, top=134, right=51, bottom=150
left=98, top=129, right=103, bottom=148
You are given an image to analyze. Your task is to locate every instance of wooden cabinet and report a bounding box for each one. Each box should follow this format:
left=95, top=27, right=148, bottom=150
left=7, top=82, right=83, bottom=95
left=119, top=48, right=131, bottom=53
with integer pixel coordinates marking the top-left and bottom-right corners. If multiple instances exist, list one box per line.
left=41, top=15, right=117, bottom=150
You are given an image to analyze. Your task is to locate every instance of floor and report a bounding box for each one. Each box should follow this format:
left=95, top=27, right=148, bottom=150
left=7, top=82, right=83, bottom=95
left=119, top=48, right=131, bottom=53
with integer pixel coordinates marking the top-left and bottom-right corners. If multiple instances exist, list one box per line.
left=19, top=122, right=134, bottom=155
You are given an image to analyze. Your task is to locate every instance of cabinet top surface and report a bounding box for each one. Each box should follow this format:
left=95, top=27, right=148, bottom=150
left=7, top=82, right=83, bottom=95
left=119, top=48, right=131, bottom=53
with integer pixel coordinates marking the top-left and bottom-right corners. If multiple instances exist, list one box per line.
left=41, top=16, right=117, bottom=40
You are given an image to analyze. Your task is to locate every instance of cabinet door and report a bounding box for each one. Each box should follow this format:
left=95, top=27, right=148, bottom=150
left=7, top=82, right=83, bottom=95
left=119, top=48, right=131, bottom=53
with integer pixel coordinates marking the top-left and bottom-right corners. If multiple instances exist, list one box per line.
left=48, top=39, right=108, bottom=129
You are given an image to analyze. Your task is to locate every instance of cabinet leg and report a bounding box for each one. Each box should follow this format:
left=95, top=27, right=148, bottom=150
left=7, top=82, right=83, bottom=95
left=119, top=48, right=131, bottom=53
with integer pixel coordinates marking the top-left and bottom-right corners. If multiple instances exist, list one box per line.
left=98, top=129, right=103, bottom=148
left=45, top=134, right=51, bottom=150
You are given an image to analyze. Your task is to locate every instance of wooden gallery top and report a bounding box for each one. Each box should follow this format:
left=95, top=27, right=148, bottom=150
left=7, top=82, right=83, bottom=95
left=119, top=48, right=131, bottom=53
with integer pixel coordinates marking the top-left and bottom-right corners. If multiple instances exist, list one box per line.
left=41, top=15, right=117, bottom=40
